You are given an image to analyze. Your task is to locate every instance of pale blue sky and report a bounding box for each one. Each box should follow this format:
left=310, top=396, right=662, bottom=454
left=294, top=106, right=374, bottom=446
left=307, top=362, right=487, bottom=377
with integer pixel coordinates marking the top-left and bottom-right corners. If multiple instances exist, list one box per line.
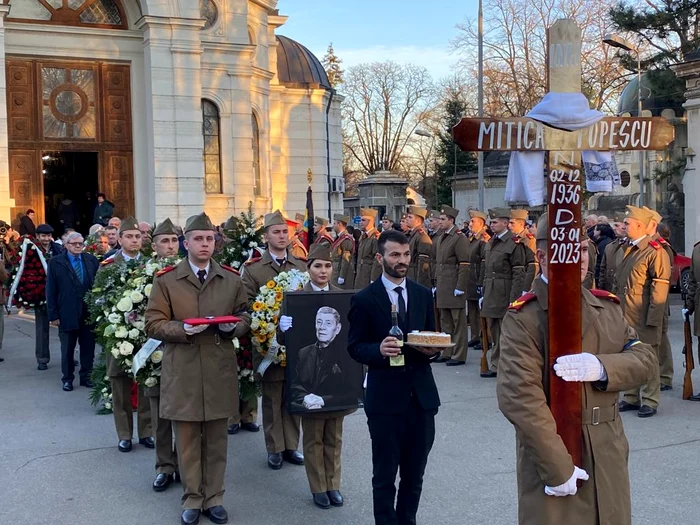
left=278, top=0, right=479, bottom=80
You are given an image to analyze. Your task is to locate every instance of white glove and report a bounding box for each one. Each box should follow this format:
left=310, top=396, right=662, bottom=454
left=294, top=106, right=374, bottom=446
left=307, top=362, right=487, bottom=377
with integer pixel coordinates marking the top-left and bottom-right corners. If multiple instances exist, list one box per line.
left=454, top=289, right=465, bottom=296
left=337, top=277, right=345, bottom=285
left=478, top=297, right=484, bottom=310
left=303, top=393, right=324, bottom=410
left=432, top=287, right=437, bottom=296
left=544, top=466, right=589, bottom=497
left=521, top=290, right=528, bottom=296
left=553, top=353, right=605, bottom=382
left=279, top=315, right=293, bottom=332
left=218, top=323, right=237, bottom=333
left=184, top=323, right=208, bottom=336
left=682, top=308, right=689, bottom=318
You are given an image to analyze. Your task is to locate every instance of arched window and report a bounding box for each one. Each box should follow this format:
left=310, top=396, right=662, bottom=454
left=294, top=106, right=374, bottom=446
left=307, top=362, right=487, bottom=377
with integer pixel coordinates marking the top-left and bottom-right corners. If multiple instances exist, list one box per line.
left=8, top=0, right=128, bottom=30
left=202, top=100, right=222, bottom=194
left=252, top=113, right=262, bottom=196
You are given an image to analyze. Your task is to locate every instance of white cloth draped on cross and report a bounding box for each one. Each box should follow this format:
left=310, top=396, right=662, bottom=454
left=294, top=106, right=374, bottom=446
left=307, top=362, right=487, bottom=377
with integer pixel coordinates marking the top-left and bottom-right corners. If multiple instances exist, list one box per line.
left=505, top=92, right=621, bottom=206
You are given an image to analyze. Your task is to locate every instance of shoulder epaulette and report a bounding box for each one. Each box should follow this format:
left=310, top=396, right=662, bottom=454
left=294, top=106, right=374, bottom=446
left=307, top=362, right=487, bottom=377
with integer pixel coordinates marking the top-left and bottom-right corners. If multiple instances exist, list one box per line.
left=512, top=236, right=521, bottom=243
left=221, top=264, right=240, bottom=275
left=244, top=257, right=262, bottom=266
left=100, top=258, right=114, bottom=266
left=590, top=289, right=621, bottom=304
left=658, top=237, right=669, bottom=245
left=156, top=265, right=175, bottom=277
left=508, top=292, right=536, bottom=311
left=649, top=240, right=661, bottom=250
left=525, top=232, right=534, bottom=239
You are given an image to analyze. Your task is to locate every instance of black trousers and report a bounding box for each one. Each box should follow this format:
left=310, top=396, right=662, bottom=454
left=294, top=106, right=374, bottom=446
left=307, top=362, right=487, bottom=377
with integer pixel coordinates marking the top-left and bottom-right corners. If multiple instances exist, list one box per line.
left=366, top=397, right=436, bottom=525
left=59, top=325, right=95, bottom=383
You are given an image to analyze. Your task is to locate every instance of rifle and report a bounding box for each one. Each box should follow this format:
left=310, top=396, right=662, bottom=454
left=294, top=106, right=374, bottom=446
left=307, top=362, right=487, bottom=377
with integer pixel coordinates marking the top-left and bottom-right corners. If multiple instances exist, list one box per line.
left=683, top=312, right=695, bottom=400
left=480, top=314, right=490, bottom=375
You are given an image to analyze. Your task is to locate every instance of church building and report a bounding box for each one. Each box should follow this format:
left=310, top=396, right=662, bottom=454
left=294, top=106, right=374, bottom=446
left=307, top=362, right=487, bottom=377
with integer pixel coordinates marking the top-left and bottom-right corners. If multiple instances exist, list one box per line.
left=0, top=0, right=343, bottom=231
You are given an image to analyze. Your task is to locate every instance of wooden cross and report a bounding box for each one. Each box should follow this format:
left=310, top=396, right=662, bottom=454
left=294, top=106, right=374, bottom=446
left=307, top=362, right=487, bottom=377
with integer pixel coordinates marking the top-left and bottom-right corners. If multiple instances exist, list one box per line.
left=452, top=19, right=674, bottom=466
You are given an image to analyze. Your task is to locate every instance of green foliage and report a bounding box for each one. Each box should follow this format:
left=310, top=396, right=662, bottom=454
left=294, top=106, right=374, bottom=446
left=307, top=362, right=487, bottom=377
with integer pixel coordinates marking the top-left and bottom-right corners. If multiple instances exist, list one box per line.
left=434, top=91, right=476, bottom=208
left=322, top=42, right=344, bottom=89
left=214, top=202, right=264, bottom=270
left=89, top=359, right=112, bottom=415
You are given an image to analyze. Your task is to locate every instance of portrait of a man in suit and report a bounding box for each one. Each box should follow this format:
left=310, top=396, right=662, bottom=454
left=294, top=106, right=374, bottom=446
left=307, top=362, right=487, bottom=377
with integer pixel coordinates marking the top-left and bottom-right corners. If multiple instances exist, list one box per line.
left=291, top=306, right=358, bottom=412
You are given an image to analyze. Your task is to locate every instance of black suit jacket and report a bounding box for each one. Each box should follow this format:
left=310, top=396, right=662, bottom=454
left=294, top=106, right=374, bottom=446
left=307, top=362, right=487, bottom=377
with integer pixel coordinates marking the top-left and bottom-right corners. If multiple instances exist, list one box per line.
left=348, top=278, right=441, bottom=415
left=46, top=252, right=99, bottom=332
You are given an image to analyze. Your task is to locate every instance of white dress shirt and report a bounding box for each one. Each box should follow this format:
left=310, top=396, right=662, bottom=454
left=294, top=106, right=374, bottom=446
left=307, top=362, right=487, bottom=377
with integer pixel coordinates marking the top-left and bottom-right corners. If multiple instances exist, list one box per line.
left=631, top=235, right=647, bottom=247
left=381, top=274, right=409, bottom=309
left=120, top=251, right=141, bottom=262
left=310, top=282, right=330, bottom=291
left=496, top=229, right=510, bottom=241
left=189, top=260, right=211, bottom=280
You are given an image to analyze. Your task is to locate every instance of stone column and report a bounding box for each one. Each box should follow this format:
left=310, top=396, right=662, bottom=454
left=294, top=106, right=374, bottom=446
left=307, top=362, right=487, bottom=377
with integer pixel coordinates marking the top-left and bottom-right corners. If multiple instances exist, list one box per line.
left=0, top=5, right=12, bottom=221
left=137, top=16, right=205, bottom=226
left=672, top=59, right=700, bottom=250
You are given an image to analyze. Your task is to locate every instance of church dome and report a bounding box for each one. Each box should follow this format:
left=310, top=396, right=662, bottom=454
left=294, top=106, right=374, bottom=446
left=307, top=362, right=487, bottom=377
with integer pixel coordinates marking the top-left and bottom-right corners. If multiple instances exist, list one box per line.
left=276, top=35, right=331, bottom=90
left=617, top=72, right=684, bottom=117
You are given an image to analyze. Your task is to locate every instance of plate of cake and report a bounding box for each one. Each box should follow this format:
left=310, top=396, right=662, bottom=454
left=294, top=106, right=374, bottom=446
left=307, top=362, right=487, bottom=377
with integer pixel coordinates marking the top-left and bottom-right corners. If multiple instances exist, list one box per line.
left=406, top=331, right=454, bottom=348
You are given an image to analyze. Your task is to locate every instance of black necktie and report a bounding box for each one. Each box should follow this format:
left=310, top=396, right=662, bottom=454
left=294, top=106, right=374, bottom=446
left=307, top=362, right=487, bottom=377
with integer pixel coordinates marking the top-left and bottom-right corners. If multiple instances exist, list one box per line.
left=276, top=258, right=285, bottom=266
left=394, top=286, right=406, bottom=323
left=197, top=269, right=206, bottom=284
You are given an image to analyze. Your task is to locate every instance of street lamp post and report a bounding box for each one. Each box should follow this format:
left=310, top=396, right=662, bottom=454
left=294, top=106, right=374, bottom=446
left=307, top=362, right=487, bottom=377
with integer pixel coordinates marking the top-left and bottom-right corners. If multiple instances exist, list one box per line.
left=477, top=0, right=485, bottom=211
left=415, top=129, right=437, bottom=208
left=604, top=33, right=644, bottom=206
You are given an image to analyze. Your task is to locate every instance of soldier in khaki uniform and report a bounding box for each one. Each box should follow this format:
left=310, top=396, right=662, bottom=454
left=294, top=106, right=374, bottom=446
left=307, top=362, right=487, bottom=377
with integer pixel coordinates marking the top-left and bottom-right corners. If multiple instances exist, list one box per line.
left=644, top=207, right=675, bottom=391
left=465, top=210, right=490, bottom=349
left=405, top=205, right=432, bottom=288
left=354, top=208, right=382, bottom=289
left=242, top=211, right=306, bottom=470
left=399, top=214, right=409, bottom=233
left=497, top=214, right=656, bottom=525
left=583, top=234, right=598, bottom=290
left=279, top=244, right=358, bottom=509
left=480, top=208, right=527, bottom=378
left=102, top=217, right=153, bottom=453
left=287, top=218, right=309, bottom=260
left=433, top=206, right=470, bottom=365
left=684, top=238, right=700, bottom=400
left=598, top=212, right=626, bottom=292
left=331, top=214, right=355, bottom=289
left=508, top=209, right=538, bottom=291
left=312, top=217, right=333, bottom=247
left=615, top=206, right=671, bottom=418
left=145, top=218, right=180, bottom=492
left=146, top=212, right=250, bottom=525
left=380, top=215, right=394, bottom=232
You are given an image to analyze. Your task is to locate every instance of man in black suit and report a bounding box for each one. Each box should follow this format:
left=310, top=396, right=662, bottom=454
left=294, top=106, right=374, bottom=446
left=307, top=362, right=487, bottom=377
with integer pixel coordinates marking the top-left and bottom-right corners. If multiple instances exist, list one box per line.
left=348, top=229, right=441, bottom=525
left=46, top=231, right=100, bottom=391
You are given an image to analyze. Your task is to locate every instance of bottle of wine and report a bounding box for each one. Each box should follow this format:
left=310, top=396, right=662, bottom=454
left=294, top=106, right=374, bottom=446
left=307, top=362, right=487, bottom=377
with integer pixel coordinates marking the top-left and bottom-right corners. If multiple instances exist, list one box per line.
left=389, top=303, right=405, bottom=367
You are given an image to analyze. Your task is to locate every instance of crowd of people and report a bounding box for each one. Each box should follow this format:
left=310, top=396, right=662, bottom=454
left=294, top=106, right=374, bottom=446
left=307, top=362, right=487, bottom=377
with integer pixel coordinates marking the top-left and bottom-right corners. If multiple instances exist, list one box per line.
left=0, top=200, right=698, bottom=525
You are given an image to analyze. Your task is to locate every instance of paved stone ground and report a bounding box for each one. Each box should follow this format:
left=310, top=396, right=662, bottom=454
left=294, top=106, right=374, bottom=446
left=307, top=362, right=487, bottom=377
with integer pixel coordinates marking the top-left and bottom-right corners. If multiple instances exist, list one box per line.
left=1, top=296, right=699, bottom=525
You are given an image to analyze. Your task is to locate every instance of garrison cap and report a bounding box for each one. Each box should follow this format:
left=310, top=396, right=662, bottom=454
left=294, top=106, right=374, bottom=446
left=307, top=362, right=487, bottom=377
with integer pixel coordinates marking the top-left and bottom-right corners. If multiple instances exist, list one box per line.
left=36, top=223, right=54, bottom=234
left=184, top=212, right=215, bottom=233
left=307, top=243, right=332, bottom=263
left=381, top=215, right=391, bottom=221
left=223, top=216, right=236, bottom=231
left=406, top=205, right=428, bottom=219
left=469, top=210, right=488, bottom=221
left=642, top=206, right=663, bottom=224
left=624, top=205, right=653, bottom=226
left=510, top=209, right=529, bottom=221
left=315, top=216, right=329, bottom=227
left=264, top=210, right=287, bottom=229
left=614, top=211, right=626, bottom=223
left=360, top=208, right=378, bottom=219
left=119, top=216, right=140, bottom=235
left=295, top=212, right=305, bottom=223
left=152, top=218, right=179, bottom=238
left=334, top=214, right=350, bottom=224
left=440, top=206, right=459, bottom=220
left=429, top=210, right=441, bottom=219
left=488, top=208, right=510, bottom=220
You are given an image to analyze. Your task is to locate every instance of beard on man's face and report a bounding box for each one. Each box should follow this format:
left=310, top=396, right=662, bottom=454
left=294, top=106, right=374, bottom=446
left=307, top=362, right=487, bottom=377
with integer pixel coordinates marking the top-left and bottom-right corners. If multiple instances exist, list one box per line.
left=383, top=259, right=408, bottom=278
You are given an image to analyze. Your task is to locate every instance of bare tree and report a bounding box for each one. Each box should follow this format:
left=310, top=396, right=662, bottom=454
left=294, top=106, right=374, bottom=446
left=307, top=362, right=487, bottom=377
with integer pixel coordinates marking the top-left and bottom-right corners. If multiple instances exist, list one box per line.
left=342, top=61, right=437, bottom=176
left=451, top=0, right=631, bottom=116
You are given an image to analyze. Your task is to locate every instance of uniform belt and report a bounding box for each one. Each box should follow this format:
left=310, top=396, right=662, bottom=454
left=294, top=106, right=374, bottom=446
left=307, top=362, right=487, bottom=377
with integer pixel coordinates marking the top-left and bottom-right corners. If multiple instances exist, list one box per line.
left=489, top=273, right=513, bottom=279
left=581, top=403, right=618, bottom=425
left=190, top=333, right=223, bottom=345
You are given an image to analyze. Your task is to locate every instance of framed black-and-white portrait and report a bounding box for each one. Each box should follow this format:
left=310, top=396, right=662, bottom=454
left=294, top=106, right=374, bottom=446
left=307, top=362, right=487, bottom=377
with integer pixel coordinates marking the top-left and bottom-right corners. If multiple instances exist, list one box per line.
left=283, top=291, right=364, bottom=415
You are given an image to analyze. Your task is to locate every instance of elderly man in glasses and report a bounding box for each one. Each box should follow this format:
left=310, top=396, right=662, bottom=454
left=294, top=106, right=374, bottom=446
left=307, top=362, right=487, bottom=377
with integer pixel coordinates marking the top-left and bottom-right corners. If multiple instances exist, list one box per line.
left=46, top=231, right=100, bottom=391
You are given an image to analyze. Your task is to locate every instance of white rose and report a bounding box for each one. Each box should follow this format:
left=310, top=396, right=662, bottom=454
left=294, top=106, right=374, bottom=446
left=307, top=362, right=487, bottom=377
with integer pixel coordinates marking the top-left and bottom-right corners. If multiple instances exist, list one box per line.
left=233, top=261, right=241, bottom=269
left=144, top=284, right=153, bottom=296
left=250, top=241, right=258, bottom=248
left=108, top=313, right=121, bottom=324
left=130, top=291, right=144, bottom=304
left=251, top=318, right=260, bottom=330
left=111, top=348, right=120, bottom=358
left=116, top=297, right=133, bottom=312
left=102, top=387, right=108, bottom=394
left=104, top=402, right=112, bottom=410
left=232, top=338, right=240, bottom=350
left=265, top=295, right=276, bottom=307
left=145, top=377, right=157, bottom=387
left=128, top=328, right=140, bottom=339
left=119, top=341, right=134, bottom=356
left=133, top=321, right=145, bottom=331
left=104, top=325, right=116, bottom=337
left=114, top=326, right=128, bottom=339
left=151, top=350, right=163, bottom=364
